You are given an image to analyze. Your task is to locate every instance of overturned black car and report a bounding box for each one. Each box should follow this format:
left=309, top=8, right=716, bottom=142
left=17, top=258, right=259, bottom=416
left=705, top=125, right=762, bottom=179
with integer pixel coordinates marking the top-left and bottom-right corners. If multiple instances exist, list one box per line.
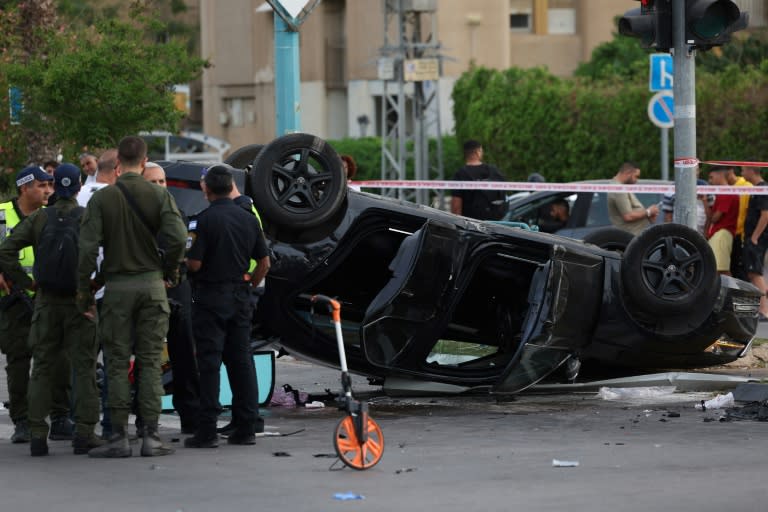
left=163, top=133, right=760, bottom=395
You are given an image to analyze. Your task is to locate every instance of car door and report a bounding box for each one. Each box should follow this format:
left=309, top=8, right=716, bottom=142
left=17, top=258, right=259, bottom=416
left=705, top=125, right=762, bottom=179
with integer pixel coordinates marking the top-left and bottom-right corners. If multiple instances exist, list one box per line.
left=361, top=220, right=467, bottom=369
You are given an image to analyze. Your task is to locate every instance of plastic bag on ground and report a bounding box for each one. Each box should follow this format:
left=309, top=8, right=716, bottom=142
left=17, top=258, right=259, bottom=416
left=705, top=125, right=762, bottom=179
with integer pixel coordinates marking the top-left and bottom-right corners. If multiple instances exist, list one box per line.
left=694, top=392, right=735, bottom=410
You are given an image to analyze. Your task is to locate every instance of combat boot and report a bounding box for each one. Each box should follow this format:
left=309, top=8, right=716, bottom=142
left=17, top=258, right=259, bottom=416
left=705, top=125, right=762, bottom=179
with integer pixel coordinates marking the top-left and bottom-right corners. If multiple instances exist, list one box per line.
left=30, top=437, right=48, bottom=457
left=88, top=429, right=131, bottom=458
left=140, top=425, right=175, bottom=457
left=49, top=416, right=75, bottom=440
left=11, top=419, right=30, bottom=444
left=73, top=433, right=106, bottom=455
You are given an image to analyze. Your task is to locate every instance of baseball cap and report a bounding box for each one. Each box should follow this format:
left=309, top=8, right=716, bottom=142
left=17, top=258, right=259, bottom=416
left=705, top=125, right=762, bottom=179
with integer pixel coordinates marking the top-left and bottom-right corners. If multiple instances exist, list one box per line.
left=53, top=163, right=82, bottom=198
left=15, top=166, right=54, bottom=188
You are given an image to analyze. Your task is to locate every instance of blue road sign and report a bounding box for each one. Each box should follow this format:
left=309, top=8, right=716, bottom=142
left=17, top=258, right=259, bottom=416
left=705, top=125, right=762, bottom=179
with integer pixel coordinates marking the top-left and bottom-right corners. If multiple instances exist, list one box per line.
left=649, top=53, right=673, bottom=92
left=648, top=90, right=674, bottom=129
left=9, top=86, right=22, bottom=125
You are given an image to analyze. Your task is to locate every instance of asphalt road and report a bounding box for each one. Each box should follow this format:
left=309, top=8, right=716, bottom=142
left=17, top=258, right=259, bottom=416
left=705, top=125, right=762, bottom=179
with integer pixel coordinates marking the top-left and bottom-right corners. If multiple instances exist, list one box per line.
left=1, top=356, right=767, bottom=512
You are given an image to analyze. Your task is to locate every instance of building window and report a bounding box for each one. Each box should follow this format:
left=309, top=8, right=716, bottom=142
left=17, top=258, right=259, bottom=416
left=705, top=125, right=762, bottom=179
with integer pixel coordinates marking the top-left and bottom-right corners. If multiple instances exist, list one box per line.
left=548, top=0, right=575, bottom=34
left=509, top=0, right=533, bottom=32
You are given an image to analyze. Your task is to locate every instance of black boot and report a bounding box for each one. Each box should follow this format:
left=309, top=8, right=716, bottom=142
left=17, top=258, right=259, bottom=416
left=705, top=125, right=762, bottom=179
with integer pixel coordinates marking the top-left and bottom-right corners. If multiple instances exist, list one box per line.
left=30, top=438, right=48, bottom=457
left=73, top=433, right=106, bottom=455
left=184, top=426, right=219, bottom=448
left=49, top=416, right=75, bottom=441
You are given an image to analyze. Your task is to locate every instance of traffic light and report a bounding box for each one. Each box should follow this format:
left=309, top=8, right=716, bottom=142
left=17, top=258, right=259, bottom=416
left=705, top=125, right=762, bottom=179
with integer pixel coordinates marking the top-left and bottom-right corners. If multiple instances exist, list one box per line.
left=618, top=0, right=673, bottom=52
left=685, top=0, right=749, bottom=50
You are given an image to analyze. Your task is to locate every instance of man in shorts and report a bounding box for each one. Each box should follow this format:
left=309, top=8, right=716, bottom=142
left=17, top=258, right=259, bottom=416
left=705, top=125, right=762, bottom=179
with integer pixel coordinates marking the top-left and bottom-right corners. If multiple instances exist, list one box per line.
left=741, top=164, right=768, bottom=320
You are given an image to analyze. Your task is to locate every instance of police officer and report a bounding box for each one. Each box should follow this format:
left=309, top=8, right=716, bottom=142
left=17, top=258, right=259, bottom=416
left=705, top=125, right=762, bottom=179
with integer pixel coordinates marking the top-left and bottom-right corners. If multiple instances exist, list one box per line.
left=217, top=181, right=266, bottom=438
left=185, top=164, right=270, bottom=448
left=0, top=166, right=72, bottom=444
left=143, top=162, right=200, bottom=434
left=0, top=164, right=102, bottom=456
left=78, top=136, right=187, bottom=458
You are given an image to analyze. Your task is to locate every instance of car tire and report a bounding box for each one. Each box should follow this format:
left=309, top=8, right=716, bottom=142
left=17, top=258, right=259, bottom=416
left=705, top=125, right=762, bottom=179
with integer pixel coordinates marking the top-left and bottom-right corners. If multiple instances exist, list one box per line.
left=622, top=224, right=718, bottom=315
left=250, top=133, right=346, bottom=229
left=225, top=144, right=264, bottom=169
left=582, top=227, right=635, bottom=253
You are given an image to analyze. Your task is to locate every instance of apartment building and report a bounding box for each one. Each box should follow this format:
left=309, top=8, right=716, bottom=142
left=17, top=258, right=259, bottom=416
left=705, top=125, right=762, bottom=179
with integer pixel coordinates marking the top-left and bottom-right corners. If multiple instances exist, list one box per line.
left=198, top=0, right=760, bottom=149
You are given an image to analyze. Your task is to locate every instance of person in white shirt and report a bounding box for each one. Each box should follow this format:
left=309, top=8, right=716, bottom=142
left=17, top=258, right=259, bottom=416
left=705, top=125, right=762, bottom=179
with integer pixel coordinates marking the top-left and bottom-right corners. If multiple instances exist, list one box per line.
left=79, top=152, right=99, bottom=185
left=78, top=149, right=117, bottom=207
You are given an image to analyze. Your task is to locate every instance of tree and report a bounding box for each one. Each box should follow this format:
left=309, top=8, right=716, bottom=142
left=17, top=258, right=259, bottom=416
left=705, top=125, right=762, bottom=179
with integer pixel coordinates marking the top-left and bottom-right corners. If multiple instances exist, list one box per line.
left=0, top=1, right=207, bottom=171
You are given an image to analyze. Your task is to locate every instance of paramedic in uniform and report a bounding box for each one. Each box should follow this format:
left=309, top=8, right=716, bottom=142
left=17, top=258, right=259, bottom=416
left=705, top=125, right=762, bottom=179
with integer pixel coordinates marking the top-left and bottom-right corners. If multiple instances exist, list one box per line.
left=184, top=164, right=270, bottom=448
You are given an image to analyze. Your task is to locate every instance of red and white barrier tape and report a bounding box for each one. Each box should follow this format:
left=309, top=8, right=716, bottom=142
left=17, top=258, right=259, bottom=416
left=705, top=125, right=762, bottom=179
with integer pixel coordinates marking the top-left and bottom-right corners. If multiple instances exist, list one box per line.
left=350, top=159, right=768, bottom=195
left=350, top=180, right=768, bottom=195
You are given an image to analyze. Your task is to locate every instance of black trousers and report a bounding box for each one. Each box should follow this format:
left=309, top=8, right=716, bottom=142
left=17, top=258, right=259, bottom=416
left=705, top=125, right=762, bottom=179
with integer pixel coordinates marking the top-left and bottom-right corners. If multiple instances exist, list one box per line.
left=166, top=279, right=200, bottom=428
left=191, top=283, right=258, bottom=436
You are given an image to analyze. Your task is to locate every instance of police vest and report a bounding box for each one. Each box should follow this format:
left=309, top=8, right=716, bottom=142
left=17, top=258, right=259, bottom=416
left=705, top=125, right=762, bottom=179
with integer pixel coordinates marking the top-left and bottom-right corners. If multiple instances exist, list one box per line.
left=0, top=201, right=34, bottom=296
left=248, top=205, right=262, bottom=274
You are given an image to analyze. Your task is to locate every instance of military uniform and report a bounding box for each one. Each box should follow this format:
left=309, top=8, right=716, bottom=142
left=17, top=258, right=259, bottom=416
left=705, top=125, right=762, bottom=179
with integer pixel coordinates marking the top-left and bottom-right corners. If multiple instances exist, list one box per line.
left=78, top=172, right=186, bottom=456
left=0, top=195, right=100, bottom=454
left=0, top=199, right=71, bottom=442
left=186, top=197, right=269, bottom=446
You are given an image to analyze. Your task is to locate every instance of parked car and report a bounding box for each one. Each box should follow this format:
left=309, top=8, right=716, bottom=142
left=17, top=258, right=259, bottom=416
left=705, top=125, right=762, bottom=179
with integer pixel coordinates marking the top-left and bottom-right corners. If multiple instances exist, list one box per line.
left=163, top=134, right=760, bottom=395
left=501, top=180, right=667, bottom=243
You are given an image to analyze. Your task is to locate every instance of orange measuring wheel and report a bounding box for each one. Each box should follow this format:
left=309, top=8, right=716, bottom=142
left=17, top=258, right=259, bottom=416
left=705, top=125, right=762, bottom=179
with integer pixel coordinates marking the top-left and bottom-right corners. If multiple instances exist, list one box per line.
left=333, top=413, right=384, bottom=470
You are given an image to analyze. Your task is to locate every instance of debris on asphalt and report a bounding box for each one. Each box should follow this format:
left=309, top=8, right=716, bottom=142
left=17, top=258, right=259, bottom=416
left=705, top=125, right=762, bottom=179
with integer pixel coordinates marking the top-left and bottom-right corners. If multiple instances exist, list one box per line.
left=552, top=459, right=580, bottom=467
left=333, top=493, right=365, bottom=501
left=313, top=453, right=338, bottom=458
left=694, top=392, right=735, bottom=411
left=272, top=451, right=291, bottom=457
left=597, top=386, right=676, bottom=400
left=732, top=383, right=768, bottom=403
left=395, top=467, right=417, bottom=474
left=723, top=400, right=768, bottom=421
left=666, top=411, right=680, bottom=418
left=304, top=401, right=325, bottom=409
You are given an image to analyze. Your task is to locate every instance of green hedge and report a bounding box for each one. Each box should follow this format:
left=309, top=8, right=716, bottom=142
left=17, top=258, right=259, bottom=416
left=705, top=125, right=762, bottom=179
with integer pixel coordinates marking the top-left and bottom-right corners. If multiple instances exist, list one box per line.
left=452, top=62, right=768, bottom=181
left=328, top=136, right=463, bottom=181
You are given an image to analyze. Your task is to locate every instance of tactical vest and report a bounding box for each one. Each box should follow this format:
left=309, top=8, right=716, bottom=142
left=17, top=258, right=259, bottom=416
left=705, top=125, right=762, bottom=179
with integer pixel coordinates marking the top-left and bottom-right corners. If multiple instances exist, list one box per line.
left=0, top=201, right=35, bottom=297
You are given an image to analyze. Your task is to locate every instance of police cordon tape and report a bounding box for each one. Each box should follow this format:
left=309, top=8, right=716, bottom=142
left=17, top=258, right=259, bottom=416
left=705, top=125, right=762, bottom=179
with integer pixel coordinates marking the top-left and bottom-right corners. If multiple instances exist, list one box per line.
left=350, top=160, right=768, bottom=195
left=350, top=180, right=768, bottom=196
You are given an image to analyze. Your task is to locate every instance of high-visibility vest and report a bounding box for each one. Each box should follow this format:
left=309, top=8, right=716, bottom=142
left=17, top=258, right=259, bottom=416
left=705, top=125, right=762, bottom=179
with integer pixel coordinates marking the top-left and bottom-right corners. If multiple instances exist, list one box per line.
left=247, top=205, right=262, bottom=274
left=0, top=201, right=35, bottom=296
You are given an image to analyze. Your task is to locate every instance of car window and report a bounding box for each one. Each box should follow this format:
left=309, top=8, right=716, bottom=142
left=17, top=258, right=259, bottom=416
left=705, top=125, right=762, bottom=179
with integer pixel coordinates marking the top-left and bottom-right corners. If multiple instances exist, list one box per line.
left=585, top=192, right=663, bottom=227
left=506, top=193, right=576, bottom=232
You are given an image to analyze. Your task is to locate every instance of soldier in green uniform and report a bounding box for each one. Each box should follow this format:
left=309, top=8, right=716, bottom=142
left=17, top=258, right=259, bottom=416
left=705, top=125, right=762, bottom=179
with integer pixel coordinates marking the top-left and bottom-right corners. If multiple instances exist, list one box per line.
left=78, top=136, right=187, bottom=458
left=0, top=164, right=102, bottom=456
left=0, top=166, right=73, bottom=444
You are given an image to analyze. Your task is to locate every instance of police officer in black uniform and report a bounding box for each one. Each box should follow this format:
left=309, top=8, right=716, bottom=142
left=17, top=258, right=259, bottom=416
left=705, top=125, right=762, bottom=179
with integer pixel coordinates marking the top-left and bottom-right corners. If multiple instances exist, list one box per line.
left=184, top=164, right=270, bottom=448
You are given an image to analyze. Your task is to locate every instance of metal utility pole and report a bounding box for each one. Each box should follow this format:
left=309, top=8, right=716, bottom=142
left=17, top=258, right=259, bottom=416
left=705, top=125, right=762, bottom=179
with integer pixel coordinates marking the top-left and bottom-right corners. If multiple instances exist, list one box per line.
left=671, top=0, right=697, bottom=229
left=266, top=0, right=322, bottom=136
left=379, top=0, right=445, bottom=206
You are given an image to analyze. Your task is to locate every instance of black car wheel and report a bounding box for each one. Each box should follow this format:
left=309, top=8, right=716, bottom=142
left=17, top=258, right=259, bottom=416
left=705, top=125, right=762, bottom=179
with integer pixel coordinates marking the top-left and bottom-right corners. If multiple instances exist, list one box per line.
left=250, top=134, right=346, bottom=229
left=225, top=144, right=264, bottom=169
left=583, top=227, right=635, bottom=253
left=622, top=224, right=718, bottom=315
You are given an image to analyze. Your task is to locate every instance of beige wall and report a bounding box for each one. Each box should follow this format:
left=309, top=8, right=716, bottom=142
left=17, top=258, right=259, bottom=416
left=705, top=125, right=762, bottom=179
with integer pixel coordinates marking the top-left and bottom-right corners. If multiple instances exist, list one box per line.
left=200, top=0, right=639, bottom=148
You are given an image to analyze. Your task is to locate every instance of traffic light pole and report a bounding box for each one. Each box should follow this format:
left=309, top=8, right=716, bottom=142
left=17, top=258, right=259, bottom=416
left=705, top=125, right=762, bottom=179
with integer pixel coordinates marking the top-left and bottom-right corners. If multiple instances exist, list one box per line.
left=672, top=0, right=697, bottom=229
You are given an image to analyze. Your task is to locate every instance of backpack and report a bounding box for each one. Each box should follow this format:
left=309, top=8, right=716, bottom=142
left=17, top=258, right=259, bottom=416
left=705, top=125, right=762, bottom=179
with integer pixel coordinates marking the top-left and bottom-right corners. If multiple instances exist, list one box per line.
left=467, top=165, right=507, bottom=220
left=33, top=206, right=85, bottom=294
